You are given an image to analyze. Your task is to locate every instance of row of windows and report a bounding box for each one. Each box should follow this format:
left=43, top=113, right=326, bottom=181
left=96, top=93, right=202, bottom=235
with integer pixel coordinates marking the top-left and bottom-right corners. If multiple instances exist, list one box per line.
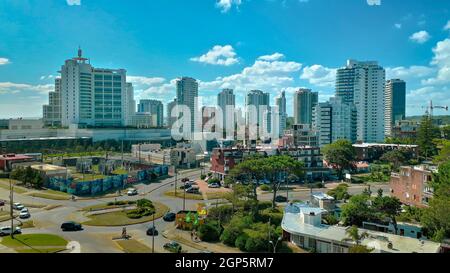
left=94, top=75, right=122, bottom=81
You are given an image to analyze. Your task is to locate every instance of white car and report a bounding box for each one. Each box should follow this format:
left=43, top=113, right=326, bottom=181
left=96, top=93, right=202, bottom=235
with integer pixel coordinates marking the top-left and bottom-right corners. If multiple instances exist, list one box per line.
left=0, top=226, right=22, bottom=236
left=208, top=183, right=221, bottom=188
left=19, top=211, right=30, bottom=219
left=13, top=203, right=24, bottom=210
left=21, top=208, right=29, bottom=213
left=127, top=188, right=138, bottom=196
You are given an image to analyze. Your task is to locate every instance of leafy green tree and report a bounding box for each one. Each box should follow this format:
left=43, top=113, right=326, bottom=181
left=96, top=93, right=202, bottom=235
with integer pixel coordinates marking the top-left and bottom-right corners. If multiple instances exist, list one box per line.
left=343, top=225, right=373, bottom=253
left=441, top=125, right=450, bottom=140
left=373, top=196, right=402, bottom=233
left=322, top=140, right=356, bottom=180
left=341, top=194, right=375, bottom=226
left=380, top=150, right=407, bottom=170
left=198, top=220, right=222, bottom=242
left=433, top=140, right=450, bottom=165
left=262, top=156, right=304, bottom=209
left=417, top=115, right=441, bottom=159
left=421, top=184, right=450, bottom=242
left=327, top=184, right=350, bottom=201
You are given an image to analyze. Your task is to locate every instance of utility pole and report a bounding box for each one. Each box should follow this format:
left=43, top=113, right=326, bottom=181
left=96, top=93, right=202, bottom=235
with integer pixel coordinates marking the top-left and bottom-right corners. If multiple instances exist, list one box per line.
left=152, top=213, right=155, bottom=253
left=174, top=169, right=178, bottom=197
left=183, top=182, right=186, bottom=211
left=9, top=177, right=14, bottom=239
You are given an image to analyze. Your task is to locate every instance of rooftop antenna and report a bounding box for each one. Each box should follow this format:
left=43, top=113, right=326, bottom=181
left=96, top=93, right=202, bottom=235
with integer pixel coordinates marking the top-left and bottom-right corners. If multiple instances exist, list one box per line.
left=78, top=46, right=82, bottom=58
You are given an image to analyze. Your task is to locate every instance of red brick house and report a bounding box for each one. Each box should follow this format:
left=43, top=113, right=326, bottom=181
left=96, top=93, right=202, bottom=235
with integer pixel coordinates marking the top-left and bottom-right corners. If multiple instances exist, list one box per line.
left=390, top=166, right=434, bottom=208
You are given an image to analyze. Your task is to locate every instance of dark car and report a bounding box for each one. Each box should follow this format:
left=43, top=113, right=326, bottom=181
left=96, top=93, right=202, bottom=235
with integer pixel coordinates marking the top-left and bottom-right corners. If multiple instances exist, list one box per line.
left=61, top=221, right=83, bottom=231
left=163, top=212, right=176, bottom=222
left=0, top=200, right=5, bottom=206
left=163, top=241, right=182, bottom=253
left=146, top=226, right=158, bottom=236
left=275, top=195, right=288, bottom=203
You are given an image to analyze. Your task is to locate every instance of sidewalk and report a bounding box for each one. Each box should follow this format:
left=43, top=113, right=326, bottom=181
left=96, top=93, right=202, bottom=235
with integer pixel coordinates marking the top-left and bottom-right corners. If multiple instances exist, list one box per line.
left=163, top=226, right=241, bottom=253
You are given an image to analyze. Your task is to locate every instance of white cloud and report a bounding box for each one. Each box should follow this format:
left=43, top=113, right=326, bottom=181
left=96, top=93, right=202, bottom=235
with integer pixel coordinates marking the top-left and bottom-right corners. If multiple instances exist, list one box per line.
left=198, top=54, right=302, bottom=95
left=409, top=30, right=431, bottom=44
left=444, top=20, right=450, bottom=31
left=394, top=23, right=402, bottom=29
left=422, top=39, right=450, bottom=85
left=216, top=0, right=242, bottom=13
left=406, top=86, right=450, bottom=115
left=258, top=53, right=284, bottom=61
left=300, top=65, right=337, bottom=87
left=0, top=58, right=10, bottom=65
left=66, top=0, right=81, bottom=5
left=367, top=0, right=381, bottom=6
left=0, top=82, right=54, bottom=95
left=40, top=75, right=55, bottom=81
left=128, top=76, right=166, bottom=86
left=190, top=45, right=239, bottom=66
left=386, top=66, right=435, bottom=80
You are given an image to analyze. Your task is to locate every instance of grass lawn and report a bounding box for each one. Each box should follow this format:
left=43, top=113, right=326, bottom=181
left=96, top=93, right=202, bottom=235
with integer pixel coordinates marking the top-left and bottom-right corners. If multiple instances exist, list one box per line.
left=1, top=234, right=68, bottom=253
left=112, top=169, right=128, bottom=175
left=116, top=239, right=153, bottom=253
left=82, top=201, right=136, bottom=212
left=0, top=179, right=28, bottom=194
left=164, top=190, right=204, bottom=200
left=205, top=192, right=229, bottom=200
left=83, top=202, right=169, bottom=226
left=73, top=174, right=106, bottom=182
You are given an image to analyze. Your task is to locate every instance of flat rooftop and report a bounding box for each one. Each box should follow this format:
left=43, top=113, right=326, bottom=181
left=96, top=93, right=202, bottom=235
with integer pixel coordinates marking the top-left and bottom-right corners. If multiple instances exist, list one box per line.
left=31, top=164, right=67, bottom=172
left=282, top=203, right=441, bottom=253
left=353, top=143, right=418, bottom=148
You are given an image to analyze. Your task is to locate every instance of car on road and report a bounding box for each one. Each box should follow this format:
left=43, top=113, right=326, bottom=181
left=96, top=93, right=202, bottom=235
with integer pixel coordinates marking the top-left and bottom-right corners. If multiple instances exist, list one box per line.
left=179, top=183, right=191, bottom=190
left=275, top=195, right=288, bottom=203
left=163, top=212, right=176, bottom=222
left=19, top=210, right=30, bottom=219
left=146, top=226, right=158, bottom=236
left=185, top=186, right=200, bottom=194
left=0, top=200, right=5, bottom=206
left=127, top=188, right=138, bottom=196
left=61, top=221, right=83, bottom=232
left=208, top=183, right=220, bottom=188
left=163, top=241, right=182, bottom=253
left=13, top=203, right=25, bottom=210
left=0, top=226, right=22, bottom=236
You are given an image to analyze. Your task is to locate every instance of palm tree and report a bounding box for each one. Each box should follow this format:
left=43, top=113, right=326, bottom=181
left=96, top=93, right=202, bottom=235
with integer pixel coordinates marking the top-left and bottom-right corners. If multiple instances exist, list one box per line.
left=343, top=226, right=373, bottom=253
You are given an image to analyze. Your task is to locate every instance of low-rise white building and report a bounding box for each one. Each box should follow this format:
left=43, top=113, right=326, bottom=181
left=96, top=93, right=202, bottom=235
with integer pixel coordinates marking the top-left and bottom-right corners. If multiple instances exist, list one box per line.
left=282, top=203, right=441, bottom=253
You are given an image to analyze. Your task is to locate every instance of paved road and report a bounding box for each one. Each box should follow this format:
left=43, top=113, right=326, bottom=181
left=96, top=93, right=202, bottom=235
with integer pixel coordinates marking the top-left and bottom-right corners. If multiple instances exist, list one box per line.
left=0, top=168, right=205, bottom=253
left=258, top=183, right=391, bottom=202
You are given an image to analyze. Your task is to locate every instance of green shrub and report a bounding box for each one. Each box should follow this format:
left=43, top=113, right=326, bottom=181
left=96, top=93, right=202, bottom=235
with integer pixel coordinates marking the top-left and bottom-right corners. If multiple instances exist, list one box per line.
left=198, top=221, right=222, bottom=242
left=259, top=185, right=271, bottom=191
left=208, top=205, right=234, bottom=224
left=208, top=178, right=221, bottom=185
left=244, top=236, right=266, bottom=252
left=235, top=234, right=249, bottom=251
left=200, top=174, right=206, bottom=180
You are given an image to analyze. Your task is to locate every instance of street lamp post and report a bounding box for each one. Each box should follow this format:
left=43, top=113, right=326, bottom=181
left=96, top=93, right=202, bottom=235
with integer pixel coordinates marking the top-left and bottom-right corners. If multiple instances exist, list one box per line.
left=269, top=237, right=283, bottom=253
left=9, top=177, right=14, bottom=239
left=152, top=213, right=155, bottom=253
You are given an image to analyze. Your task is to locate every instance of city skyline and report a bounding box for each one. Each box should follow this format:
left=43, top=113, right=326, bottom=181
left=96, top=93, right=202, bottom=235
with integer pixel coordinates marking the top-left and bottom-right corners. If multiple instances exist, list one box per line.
left=0, top=0, right=450, bottom=118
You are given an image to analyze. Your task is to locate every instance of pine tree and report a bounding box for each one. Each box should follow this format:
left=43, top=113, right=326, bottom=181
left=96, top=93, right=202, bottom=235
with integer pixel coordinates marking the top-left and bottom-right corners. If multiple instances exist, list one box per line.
left=417, top=115, right=441, bottom=159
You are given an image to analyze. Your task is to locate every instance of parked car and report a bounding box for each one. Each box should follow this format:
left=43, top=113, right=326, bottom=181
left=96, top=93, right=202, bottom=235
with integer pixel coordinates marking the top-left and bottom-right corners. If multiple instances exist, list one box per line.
left=275, top=195, right=288, bottom=203
left=179, top=183, right=191, bottom=189
left=208, top=183, right=220, bottom=189
left=13, top=203, right=24, bottom=210
left=186, top=186, right=200, bottom=194
left=0, top=200, right=5, bottom=206
left=19, top=211, right=30, bottom=219
left=127, top=188, right=138, bottom=196
left=21, top=208, right=29, bottom=213
left=146, top=226, right=158, bottom=236
left=163, top=212, right=176, bottom=222
left=61, top=221, right=83, bottom=231
left=163, top=241, right=182, bottom=253
left=0, top=226, right=22, bottom=236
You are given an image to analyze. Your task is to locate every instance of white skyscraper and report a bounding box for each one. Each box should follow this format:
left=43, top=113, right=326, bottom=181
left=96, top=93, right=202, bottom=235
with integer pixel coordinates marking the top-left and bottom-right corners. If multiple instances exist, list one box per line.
left=217, top=89, right=235, bottom=135
left=176, top=77, right=199, bottom=134
left=336, top=60, right=386, bottom=143
left=58, top=48, right=132, bottom=127
left=43, top=78, right=62, bottom=126
left=275, top=91, right=287, bottom=137
left=312, top=97, right=357, bottom=147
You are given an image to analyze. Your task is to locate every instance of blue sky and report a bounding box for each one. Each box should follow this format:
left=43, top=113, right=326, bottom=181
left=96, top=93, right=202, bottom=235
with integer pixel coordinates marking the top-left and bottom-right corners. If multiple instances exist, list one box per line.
left=0, top=0, right=449, bottom=118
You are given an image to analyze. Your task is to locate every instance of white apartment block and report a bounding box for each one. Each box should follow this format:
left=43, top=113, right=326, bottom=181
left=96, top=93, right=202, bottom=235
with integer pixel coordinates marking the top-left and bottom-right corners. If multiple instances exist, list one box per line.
left=58, top=48, right=134, bottom=128
left=336, top=60, right=386, bottom=143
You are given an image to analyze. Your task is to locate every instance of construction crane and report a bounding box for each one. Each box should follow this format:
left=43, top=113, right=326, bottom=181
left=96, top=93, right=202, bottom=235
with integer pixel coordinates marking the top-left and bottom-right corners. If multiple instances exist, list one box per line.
left=422, top=100, right=448, bottom=117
